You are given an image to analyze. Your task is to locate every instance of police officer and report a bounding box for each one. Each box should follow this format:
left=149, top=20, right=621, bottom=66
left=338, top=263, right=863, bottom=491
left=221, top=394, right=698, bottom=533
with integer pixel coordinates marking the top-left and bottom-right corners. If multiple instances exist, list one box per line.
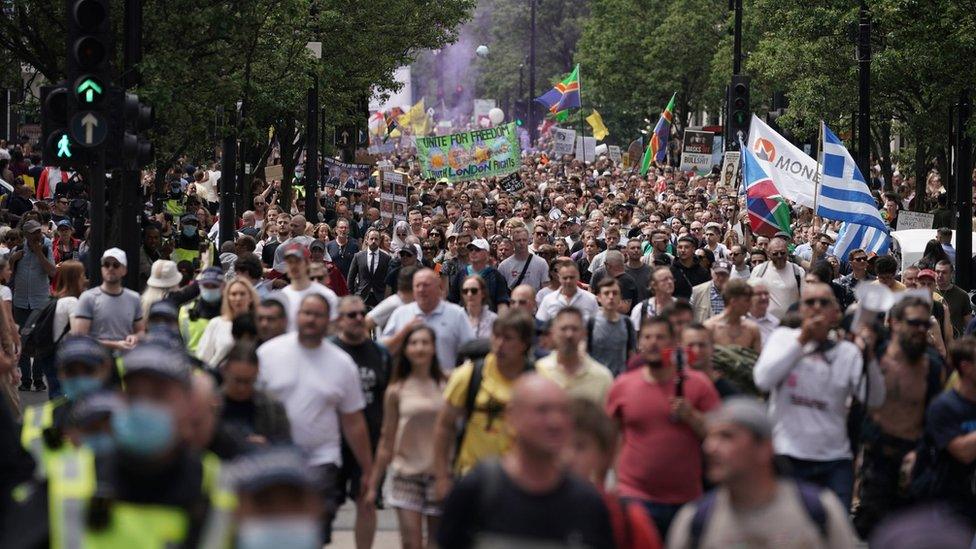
left=172, top=213, right=216, bottom=270
left=20, top=336, right=112, bottom=480
left=4, top=342, right=235, bottom=549
left=177, top=267, right=225, bottom=355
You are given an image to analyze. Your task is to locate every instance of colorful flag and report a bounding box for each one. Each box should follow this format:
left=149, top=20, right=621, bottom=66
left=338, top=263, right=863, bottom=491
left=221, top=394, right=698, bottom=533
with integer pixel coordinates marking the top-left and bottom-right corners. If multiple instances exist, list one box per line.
left=833, top=221, right=890, bottom=259
left=639, top=92, right=676, bottom=176
left=747, top=114, right=817, bottom=208
left=535, top=65, right=581, bottom=114
left=586, top=110, right=609, bottom=141
left=741, top=138, right=792, bottom=237
left=368, top=112, right=387, bottom=137
left=816, top=122, right=887, bottom=231
left=398, top=99, right=425, bottom=130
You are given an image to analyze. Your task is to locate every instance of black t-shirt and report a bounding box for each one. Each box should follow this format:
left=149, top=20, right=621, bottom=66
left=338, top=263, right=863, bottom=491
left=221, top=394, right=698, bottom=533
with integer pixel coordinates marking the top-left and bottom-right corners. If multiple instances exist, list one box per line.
left=330, top=336, right=389, bottom=440
left=925, top=389, right=976, bottom=518
left=221, top=396, right=257, bottom=434
left=438, top=461, right=615, bottom=549
left=671, top=260, right=710, bottom=300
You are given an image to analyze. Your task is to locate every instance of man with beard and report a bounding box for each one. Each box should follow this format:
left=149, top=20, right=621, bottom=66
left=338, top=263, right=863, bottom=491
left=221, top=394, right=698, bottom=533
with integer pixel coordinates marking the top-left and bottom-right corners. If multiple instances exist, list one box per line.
left=852, top=296, right=946, bottom=538
left=754, top=283, right=886, bottom=512
left=606, top=316, right=720, bottom=536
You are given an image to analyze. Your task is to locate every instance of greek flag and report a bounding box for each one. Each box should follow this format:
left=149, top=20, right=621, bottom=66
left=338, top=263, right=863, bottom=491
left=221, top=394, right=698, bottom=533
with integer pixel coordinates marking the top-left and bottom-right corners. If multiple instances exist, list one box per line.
left=816, top=122, right=887, bottom=231
left=834, top=221, right=890, bottom=260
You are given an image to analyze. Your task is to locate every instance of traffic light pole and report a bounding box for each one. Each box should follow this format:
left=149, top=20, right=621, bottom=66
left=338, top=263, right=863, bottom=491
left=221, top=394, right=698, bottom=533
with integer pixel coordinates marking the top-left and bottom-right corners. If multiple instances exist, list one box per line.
left=305, top=79, right=319, bottom=223
left=527, top=0, right=536, bottom=147
left=857, top=0, right=871, bottom=185
left=120, top=0, right=142, bottom=291
left=88, top=151, right=107, bottom=286
left=955, top=90, right=972, bottom=290
left=219, top=111, right=237, bottom=248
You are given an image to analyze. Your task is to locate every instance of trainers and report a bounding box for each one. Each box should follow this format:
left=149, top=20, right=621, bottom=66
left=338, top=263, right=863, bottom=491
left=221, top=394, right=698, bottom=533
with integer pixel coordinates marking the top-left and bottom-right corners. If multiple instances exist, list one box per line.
left=33, top=380, right=47, bottom=392
left=18, top=381, right=32, bottom=392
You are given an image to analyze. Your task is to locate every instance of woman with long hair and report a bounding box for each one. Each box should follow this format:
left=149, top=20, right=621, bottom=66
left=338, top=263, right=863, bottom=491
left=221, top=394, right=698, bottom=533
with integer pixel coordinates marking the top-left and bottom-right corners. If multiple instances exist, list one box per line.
left=918, top=239, right=951, bottom=270
left=314, top=222, right=333, bottom=242
left=461, top=274, right=497, bottom=338
left=40, top=260, right=87, bottom=398
left=392, top=220, right=414, bottom=253
left=426, top=227, right=447, bottom=263
left=197, top=278, right=259, bottom=365
left=367, top=325, right=445, bottom=549
left=140, top=260, right=182, bottom=320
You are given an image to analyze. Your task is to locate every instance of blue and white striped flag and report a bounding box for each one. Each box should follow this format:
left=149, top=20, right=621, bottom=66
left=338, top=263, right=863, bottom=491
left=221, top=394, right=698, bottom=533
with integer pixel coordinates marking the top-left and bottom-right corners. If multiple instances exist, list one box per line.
left=833, top=221, right=891, bottom=261
left=816, top=122, right=888, bottom=232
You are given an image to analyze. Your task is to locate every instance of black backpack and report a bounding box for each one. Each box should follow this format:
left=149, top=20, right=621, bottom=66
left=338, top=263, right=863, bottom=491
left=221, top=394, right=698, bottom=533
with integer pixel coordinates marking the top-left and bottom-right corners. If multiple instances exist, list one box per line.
left=20, top=297, right=67, bottom=358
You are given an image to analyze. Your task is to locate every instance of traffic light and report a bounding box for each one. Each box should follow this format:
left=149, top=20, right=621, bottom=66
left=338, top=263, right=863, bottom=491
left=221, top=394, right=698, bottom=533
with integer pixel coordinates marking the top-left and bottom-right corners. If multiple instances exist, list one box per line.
left=513, top=100, right=526, bottom=126
left=727, top=75, right=751, bottom=149
left=120, top=92, right=154, bottom=168
left=40, top=84, right=77, bottom=167
left=66, top=0, right=113, bottom=156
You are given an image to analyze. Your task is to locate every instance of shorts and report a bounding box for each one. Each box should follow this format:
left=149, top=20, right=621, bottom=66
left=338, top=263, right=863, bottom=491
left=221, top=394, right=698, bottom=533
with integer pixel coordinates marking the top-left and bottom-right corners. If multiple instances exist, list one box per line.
left=386, top=473, right=441, bottom=516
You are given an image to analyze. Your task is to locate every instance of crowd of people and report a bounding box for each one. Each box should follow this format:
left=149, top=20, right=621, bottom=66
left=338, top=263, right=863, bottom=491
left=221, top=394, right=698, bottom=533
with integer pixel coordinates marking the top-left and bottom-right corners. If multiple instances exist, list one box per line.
left=0, top=133, right=975, bottom=548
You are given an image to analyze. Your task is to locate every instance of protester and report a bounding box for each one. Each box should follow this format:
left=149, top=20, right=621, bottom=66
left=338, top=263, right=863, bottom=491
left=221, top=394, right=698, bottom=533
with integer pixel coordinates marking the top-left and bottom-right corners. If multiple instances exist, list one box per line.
left=750, top=235, right=804, bottom=319
left=197, top=278, right=258, bottom=365
left=537, top=260, right=598, bottom=322
left=70, top=248, right=143, bottom=351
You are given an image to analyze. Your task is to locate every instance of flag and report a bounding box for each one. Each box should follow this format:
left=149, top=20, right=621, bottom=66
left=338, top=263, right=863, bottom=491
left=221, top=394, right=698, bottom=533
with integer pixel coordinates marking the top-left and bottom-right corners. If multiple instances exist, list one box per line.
left=816, top=122, right=887, bottom=231
left=398, top=99, right=425, bottom=129
left=640, top=92, right=676, bottom=176
left=741, top=138, right=792, bottom=237
left=747, top=115, right=817, bottom=208
left=535, top=64, right=581, bottom=114
left=383, top=118, right=399, bottom=143
left=833, top=221, right=890, bottom=260
left=586, top=109, right=609, bottom=141
left=368, top=112, right=387, bottom=137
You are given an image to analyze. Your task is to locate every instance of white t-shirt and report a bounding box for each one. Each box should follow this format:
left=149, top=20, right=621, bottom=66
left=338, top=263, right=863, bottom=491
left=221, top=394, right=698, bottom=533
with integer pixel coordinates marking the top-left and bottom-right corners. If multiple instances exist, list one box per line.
left=0, top=285, right=11, bottom=302
left=257, top=333, right=364, bottom=466
left=367, top=293, right=404, bottom=337
left=750, top=261, right=804, bottom=320
left=281, top=281, right=339, bottom=331
left=498, top=254, right=550, bottom=291
left=196, top=316, right=234, bottom=365
left=53, top=296, right=78, bottom=341
left=536, top=289, right=599, bottom=323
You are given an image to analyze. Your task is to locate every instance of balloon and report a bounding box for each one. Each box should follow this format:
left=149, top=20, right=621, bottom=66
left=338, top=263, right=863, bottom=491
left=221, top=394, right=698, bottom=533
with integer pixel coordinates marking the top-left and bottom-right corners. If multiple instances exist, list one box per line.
left=475, top=45, right=489, bottom=58
left=488, top=108, right=505, bottom=125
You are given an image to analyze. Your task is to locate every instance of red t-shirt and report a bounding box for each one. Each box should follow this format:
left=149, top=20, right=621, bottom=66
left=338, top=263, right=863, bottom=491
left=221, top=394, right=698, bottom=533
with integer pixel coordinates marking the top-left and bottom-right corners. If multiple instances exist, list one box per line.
left=606, top=368, right=720, bottom=505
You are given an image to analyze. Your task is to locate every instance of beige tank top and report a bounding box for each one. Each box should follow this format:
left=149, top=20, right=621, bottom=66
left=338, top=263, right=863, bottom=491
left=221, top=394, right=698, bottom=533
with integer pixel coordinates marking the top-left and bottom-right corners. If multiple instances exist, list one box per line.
left=391, top=377, right=445, bottom=477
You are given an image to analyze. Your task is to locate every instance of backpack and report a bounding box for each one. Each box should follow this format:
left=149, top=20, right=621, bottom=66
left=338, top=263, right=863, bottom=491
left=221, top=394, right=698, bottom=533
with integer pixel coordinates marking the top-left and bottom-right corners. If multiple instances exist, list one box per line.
left=689, top=481, right=828, bottom=549
left=20, top=297, right=68, bottom=358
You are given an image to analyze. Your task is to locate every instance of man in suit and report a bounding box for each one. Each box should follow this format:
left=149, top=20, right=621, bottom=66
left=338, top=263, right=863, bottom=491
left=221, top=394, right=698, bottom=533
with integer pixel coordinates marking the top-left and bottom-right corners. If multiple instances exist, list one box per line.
left=690, top=259, right=732, bottom=323
left=347, top=228, right=391, bottom=307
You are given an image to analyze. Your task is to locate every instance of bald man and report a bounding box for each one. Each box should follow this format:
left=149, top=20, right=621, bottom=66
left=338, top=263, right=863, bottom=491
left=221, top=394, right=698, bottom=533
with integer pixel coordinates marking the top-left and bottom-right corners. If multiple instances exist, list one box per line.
left=438, top=375, right=615, bottom=548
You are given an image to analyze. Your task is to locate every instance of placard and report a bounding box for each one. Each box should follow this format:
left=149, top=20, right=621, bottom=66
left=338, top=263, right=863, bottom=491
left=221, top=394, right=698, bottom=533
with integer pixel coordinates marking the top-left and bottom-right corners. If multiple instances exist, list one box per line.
left=575, top=136, right=596, bottom=163
left=608, top=145, right=622, bottom=164
left=552, top=127, right=576, bottom=156
left=415, top=123, right=520, bottom=183
left=679, top=129, right=715, bottom=174
left=498, top=172, right=525, bottom=194
left=322, top=158, right=370, bottom=191
left=719, top=151, right=741, bottom=190
left=896, top=211, right=934, bottom=231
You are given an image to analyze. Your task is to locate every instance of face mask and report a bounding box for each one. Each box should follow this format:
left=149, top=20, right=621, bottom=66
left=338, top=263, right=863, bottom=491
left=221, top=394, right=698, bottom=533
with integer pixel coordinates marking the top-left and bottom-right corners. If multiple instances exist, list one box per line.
left=237, top=517, right=319, bottom=549
left=111, top=401, right=175, bottom=457
left=200, top=287, right=222, bottom=303
left=183, top=226, right=197, bottom=237
left=61, top=376, right=102, bottom=401
left=81, top=432, right=115, bottom=455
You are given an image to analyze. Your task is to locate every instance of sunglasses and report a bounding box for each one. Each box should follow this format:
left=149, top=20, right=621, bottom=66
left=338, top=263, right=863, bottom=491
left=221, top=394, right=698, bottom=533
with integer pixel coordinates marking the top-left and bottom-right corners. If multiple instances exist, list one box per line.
left=462, top=287, right=480, bottom=295
left=851, top=256, right=867, bottom=262
left=906, top=318, right=932, bottom=328
left=802, top=297, right=833, bottom=308
left=342, top=310, right=366, bottom=319
left=101, top=261, right=122, bottom=269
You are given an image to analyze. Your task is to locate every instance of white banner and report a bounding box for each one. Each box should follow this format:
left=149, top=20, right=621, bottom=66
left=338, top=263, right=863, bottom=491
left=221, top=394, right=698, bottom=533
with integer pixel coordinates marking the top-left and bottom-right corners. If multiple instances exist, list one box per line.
left=608, top=145, right=622, bottom=164
left=575, top=136, right=596, bottom=163
left=896, top=211, right=934, bottom=231
left=747, top=114, right=817, bottom=208
left=552, top=127, right=576, bottom=156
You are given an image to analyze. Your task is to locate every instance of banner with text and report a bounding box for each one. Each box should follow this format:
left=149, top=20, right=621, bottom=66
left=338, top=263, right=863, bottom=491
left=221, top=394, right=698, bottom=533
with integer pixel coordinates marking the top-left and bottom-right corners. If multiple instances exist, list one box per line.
left=552, top=127, right=576, bottom=156
left=322, top=158, right=371, bottom=191
left=679, top=129, right=715, bottom=174
left=416, top=123, right=520, bottom=183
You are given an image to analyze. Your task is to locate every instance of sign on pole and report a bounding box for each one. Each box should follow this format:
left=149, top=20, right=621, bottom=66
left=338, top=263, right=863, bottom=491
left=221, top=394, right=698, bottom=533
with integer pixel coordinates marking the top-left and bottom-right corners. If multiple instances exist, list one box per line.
left=552, top=127, right=576, bottom=156
left=575, top=136, right=596, bottom=163
left=608, top=145, right=622, bottom=164
left=679, top=129, right=715, bottom=173
left=415, top=123, right=520, bottom=183
left=719, top=151, right=741, bottom=190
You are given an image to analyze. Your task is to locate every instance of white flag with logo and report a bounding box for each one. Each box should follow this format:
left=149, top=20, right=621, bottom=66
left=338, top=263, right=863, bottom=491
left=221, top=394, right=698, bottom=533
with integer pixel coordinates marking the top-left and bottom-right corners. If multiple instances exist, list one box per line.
left=746, top=114, right=817, bottom=208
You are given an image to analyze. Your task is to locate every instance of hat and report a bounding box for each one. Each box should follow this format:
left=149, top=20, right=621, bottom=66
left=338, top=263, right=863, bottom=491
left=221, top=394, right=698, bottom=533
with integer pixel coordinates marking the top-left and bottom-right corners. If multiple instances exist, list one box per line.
left=68, top=391, right=124, bottom=428
left=467, top=238, right=490, bottom=251
left=707, top=397, right=772, bottom=439
left=56, top=336, right=110, bottom=370
left=712, top=259, right=732, bottom=273
left=398, top=244, right=418, bottom=257
left=181, top=213, right=199, bottom=225
left=148, top=300, right=179, bottom=321
left=198, top=266, right=224, bottom=285
left=616, top=203, right=634, bottom=212
left=56, top=219, right=73, bottom=230
left=918, top=268, right=937, bottom=280
left=122, top=342, right=191, bottom=387
left=147, top=260, right=182, bottom=289
left=230, top=446, right=319, bottom=493
left=102, top=248, right=127, bottom=267
left=309, top=239, right=327, bottom=251
left=22, top=220, right=42, bottom=233
left=282, top=242, right=310, bottom=261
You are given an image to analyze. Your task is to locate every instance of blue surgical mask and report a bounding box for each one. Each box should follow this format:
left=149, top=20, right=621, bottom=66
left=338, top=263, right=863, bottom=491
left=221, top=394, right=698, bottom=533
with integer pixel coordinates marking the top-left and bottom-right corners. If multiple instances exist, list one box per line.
left=199, top=287, right=222, bottom=303
left=183, top=226, right=197, bottom=237
left=81, top=432, right=115, bottom=455
left=237, top=517, right=319, bottom=549
left=60, top=376, right=102, bottom=401
left=111, top=401, right=175, bottom=457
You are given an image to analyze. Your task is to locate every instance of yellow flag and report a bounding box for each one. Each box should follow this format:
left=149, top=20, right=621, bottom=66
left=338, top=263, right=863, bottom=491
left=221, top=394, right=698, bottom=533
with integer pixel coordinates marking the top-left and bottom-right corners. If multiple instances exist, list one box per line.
left=586, top=109, right=609, bottom=141
left=399, top=99, right=425, bottom=129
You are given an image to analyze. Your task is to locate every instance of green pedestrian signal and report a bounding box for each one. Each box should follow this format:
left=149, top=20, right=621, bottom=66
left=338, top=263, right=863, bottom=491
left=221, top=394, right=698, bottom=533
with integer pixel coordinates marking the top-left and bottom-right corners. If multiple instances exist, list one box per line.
left=57, top=134, right=73, bottom=158
left=76, top=78, right=103, bottom=104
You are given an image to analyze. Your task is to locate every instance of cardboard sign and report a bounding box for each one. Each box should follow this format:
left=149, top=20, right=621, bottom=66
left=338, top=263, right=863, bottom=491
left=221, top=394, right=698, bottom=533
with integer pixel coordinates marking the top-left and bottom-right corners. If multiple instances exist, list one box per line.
left=575, top=136, right=596, bottom=163
left=720, top=151, right=741, bottom=190
left=679, top=129, right=715, bottom=173
left=498, top=172, right=525, bottom=194
left=264, top=163, right=283, bottom=182
left=896, top=211, right=934, bottom=231
left=552, top=127, right=576, bottom=156
left=608, top=145, right=622, bottom=164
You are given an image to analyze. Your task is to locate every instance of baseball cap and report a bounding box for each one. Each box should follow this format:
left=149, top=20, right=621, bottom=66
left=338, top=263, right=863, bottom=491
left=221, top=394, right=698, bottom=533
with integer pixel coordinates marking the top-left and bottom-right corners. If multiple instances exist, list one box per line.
left=22, top=220, right=42, bottom=233
left=198, top=267, right=224, bottom=285
left=148, top=300, right=179, bottom=321
left=181, top=213, right=199, bottom=225
left=67, top=391, right=125, bottom=429
left=309, top=239, right=327, bottom=251
left=398, top=244, right=418, bottom=257
left=918, top=268, right=937, bottom=280
left=56, top=336, right=111, bottom=370
left=707, top=397, right=772, bottom=439
left=467, top=238, right=490, bottom=251
left=102, top=247, right=127, bottom=267
left=712, top=259, right=732, bottom=273
left=121, top=342, right=191, bottom=387
left=282, top=242, right=310, bottom=261
left=56, top=219, right=73, bottom=229
left=230, top=446, right=318, bottom=493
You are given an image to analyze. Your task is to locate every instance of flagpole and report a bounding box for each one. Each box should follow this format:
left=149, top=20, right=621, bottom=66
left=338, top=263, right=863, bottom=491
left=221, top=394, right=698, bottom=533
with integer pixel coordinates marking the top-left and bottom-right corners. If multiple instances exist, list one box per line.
left=577, top=64, right=585, bottom=148
left=813, top=120, right=824, bottom=231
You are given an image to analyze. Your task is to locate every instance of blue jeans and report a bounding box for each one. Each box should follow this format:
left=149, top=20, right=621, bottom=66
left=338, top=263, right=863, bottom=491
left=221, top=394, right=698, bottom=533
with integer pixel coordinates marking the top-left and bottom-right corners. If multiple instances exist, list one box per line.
left=34, top=353, right=60, bottom=398
left=13, top=306, right=59, bottom=395
left=631, top=499, right=683, bottom=540
left=783, top=456, right=854, bottom=511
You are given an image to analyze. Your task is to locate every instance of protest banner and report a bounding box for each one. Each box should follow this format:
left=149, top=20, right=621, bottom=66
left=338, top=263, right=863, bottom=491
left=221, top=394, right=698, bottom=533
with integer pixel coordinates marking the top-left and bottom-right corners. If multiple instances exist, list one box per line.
left=896, top=211, right=935, bottom=231
left=626, top=139, right=643, bottom=172
left=415, top=123, right=520, bottom=183
left=380, top=170, right=409, bottom=223
left=264, top=163, right=283, bottom=182
left=552, top=127, right=576, bottom=156
left=748, top=114, right=817, bottom=208
left=720, top=151, right=741, bottom=190
left=322, top=158, right=371, bottom=191
left=608, top=145, right=622, bottom=164
left=575, top=136, right=596, bottom=163
left=498, top=172, right=525, bottom=194
left=679, top=129, right=715, bottom=174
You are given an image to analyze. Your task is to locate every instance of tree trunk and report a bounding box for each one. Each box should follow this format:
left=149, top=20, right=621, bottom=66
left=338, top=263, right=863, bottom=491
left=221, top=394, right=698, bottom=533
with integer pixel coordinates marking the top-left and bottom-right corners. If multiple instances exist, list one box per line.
left=871, top=120, right=893, bottom=192
left=914, top=133, right=927, bottom=212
